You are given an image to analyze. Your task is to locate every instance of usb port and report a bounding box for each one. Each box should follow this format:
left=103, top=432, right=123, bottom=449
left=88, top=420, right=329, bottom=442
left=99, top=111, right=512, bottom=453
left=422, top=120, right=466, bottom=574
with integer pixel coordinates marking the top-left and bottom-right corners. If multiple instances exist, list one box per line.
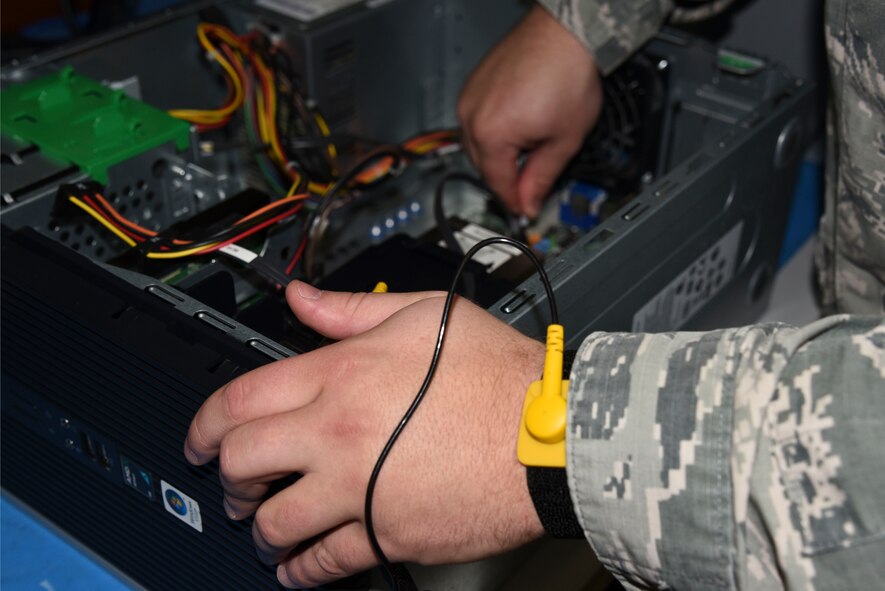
left=96, top=442, right=111, bottom=470
left=79, top=431, right=112, bottom=470
left=80, top=431, right=96, bottom=460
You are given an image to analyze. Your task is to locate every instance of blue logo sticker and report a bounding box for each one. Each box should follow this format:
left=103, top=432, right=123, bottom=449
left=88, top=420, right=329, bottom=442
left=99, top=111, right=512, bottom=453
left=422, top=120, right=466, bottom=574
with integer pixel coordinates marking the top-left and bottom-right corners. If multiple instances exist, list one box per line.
left=165, top=489, right=187, bottom=516
left=160, top=480, right=203, bottom=532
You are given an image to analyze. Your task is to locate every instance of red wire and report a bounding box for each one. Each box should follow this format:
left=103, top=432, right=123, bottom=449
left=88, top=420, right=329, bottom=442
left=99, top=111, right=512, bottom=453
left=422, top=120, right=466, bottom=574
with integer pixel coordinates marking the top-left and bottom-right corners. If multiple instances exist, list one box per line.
left=196, top=120, right=232, bottom=133
left=285, top=237, right=307, bottom=276
left=82, top=196, right=146, bottom=243
left=199, top=203, right=304, bottom=255
left=92, top=194, right=155, bottom=239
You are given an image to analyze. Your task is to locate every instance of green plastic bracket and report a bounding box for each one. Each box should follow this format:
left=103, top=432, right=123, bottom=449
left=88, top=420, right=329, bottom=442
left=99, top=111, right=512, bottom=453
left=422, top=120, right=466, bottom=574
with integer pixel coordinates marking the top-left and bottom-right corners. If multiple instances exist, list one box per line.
left=717, top=49, right=765, bottom=76
left=0, top=66, right=191, bottom=184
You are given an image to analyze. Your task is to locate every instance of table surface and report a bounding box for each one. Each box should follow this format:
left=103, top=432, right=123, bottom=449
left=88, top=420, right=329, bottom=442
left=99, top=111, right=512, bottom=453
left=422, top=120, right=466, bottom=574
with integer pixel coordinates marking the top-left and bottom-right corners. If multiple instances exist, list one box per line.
left=1, top=495, right=130, bottom=590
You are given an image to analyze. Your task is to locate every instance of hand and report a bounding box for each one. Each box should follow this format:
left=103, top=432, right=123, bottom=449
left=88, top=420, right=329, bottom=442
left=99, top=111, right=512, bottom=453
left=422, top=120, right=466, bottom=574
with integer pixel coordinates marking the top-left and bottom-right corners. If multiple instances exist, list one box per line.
left=458, top=3, right=603, bottom=217
left=184, top=281, right=546, bottom=588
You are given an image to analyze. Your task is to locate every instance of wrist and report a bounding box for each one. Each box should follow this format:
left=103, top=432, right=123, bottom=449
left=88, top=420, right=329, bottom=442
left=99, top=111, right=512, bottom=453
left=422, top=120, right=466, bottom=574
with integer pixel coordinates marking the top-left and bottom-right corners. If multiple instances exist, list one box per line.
left=525, top=349, right=584, bottom=538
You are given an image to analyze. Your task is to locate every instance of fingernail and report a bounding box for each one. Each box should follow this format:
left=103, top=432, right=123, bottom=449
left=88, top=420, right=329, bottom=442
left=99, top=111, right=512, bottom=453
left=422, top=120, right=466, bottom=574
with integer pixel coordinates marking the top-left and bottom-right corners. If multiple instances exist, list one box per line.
left=527, top=200, right=541, bottom=218
left=184, top=442, right=203, bottom=465
left=223, top=497, right=238, bottom=520
left=277, top=564, right=300, bottom=589
left=295, top=281, right=322, bottom=300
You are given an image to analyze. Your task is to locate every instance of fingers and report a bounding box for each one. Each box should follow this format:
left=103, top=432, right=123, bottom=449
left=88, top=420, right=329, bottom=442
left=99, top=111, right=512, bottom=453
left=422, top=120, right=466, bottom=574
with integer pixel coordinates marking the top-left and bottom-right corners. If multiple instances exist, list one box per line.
left=277, top=522, right=377, bottom=589
left=455, top=3, right=603, bottom=218
left=475, top=145, right=522, bottom=212
left=217, top=408, right=324, bottom=519
left=286, top=281, right=444, bottom=340
left=458, top=86, right=522, bottom=211
left=185, top=352, right=332, bottom=465
left=188, top=283, right=443, bottom=466
left=517, top=138, right=582, bottom=217
left=252, top=475, right=356, bottom=566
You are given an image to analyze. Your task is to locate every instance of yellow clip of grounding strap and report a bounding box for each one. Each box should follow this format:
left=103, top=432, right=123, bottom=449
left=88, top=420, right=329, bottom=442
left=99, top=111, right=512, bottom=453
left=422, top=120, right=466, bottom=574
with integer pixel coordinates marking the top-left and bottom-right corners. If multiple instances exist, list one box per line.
left=518, top=324, right=569, bottom=468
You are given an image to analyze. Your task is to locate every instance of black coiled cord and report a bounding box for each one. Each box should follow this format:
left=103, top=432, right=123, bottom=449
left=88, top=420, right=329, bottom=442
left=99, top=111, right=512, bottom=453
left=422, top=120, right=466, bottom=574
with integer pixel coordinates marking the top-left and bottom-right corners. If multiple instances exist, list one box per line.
left=364, top=236, right=559, bottom=590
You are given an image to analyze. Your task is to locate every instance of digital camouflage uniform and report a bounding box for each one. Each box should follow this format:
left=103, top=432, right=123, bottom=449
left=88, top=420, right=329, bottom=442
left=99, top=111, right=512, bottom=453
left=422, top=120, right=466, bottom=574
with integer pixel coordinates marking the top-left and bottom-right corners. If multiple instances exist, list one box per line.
left=817, top=1, right=885, bottom=314
left=533, top=0, right=885, bottom=589
left=568, top=316, right=885, bottom=590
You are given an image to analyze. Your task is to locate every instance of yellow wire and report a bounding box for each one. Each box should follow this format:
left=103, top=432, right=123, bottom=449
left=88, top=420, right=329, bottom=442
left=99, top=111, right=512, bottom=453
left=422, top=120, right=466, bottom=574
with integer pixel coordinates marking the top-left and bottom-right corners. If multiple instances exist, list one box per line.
left=411, top=141, right=441, bottom=154
left=68, top=197, right=137, bottom=248
left=308, top=181, right=330, bottom=195
left=252, top=59, right=287, bottom=171
left=255, top=55, right=288, bottom=168
left=286, top=178, right=300, bottom=197
left=71, top=195, right=215, bottom=258
left=313, top=111, right=338, bottom=162
left=146, top=243, right=220, bottom=259
left=168, top=24, right=245, bottom=124
left=256, top=84, right=270, bottom=142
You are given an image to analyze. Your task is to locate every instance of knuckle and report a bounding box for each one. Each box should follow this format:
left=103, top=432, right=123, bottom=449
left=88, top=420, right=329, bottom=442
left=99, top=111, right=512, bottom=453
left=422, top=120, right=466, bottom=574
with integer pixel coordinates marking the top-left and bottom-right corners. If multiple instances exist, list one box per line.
left=217, top=437, right=245, bottom=484
left=470, top=118, right=498, bottom=145
left=253, top=505, right=286, bottom=549
left=323, top=411, right=368, bottom=443
left=274, top=494, right=307, bottom=533
left=187, top=418, right=211, bottom=454
left=221, top=378, right=250, bottom=424
left=342, top=291, right=369, bottom=325
left=285, top=553, right=319, bottom=587
left=312, top=541, right=348, bottom=579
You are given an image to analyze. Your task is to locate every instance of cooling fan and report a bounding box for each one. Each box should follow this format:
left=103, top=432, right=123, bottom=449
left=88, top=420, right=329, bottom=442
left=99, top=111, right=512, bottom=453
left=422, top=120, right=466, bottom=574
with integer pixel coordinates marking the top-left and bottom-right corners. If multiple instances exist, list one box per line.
left=567, top=54, right=668, bottom=197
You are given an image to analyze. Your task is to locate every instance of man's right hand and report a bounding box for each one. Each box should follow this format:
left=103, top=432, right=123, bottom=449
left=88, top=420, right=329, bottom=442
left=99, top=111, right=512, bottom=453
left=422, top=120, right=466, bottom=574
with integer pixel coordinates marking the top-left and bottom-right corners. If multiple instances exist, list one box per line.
left=458, top=3, right=603, bottom=217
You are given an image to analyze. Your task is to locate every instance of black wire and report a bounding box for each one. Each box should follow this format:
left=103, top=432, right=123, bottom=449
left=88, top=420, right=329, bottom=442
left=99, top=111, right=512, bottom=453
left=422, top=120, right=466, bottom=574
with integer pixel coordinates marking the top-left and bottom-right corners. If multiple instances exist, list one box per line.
left=82, top=194, right=300, bottom=255
left=235, top=253, right=292, bottom=288
left=303, top=146, right=404, bottom=279
left=286, top=134, right=384, bottom=151
left=154, top=202, right=304, bottom=253
left=261, top=37, right=336, bottom=181
left=432, top=172, right=526, bottom=256
left=85, top=196, right=155, bottom=241
left=364, top=236, right=558, bottom=590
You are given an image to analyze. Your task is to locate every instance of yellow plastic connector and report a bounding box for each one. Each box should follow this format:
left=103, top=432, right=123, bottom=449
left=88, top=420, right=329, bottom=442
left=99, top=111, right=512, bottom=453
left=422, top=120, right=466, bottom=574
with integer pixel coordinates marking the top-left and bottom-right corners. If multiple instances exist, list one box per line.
left=372, top=281, right=388, bottom=293
left=518, top=324, right=569, bottom=468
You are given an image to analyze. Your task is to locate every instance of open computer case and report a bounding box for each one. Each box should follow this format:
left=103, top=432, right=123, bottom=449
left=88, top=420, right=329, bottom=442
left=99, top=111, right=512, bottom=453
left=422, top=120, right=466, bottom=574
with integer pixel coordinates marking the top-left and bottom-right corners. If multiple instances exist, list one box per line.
left=1, top=0, right=815, bottom=589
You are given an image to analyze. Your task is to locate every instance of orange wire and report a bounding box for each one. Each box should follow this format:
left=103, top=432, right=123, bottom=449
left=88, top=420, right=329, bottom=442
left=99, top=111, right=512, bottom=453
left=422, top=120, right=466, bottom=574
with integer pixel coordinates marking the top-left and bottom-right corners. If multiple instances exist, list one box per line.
left=403, top=130, right=458, bottom=151
left=92, top=192, right=309, bottom=248
left=237, top=193, right=310, bottom=223
left=94, top=194, right=158, bottom=237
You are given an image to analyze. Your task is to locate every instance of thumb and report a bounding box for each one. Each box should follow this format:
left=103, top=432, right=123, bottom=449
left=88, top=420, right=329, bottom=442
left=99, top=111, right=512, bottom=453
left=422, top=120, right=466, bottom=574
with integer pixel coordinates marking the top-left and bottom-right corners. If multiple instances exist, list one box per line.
left=285, top=280, right=444, bottom=340
left=517, top=139, right=577, bottom=217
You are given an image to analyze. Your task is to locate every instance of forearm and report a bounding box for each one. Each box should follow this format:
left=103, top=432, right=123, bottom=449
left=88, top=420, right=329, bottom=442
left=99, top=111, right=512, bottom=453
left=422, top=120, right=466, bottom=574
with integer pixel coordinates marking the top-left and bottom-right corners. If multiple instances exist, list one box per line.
left=566, top=315, right=885, bottom=589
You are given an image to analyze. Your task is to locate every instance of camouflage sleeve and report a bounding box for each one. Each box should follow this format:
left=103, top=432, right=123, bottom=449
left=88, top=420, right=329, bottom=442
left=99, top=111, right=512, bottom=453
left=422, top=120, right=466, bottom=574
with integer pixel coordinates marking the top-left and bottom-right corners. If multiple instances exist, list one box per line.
left=566, top=315, right=885, bottom=590
left=815, top=0, right=885, bottom=314
left=535, top=0, right=673, bottom=75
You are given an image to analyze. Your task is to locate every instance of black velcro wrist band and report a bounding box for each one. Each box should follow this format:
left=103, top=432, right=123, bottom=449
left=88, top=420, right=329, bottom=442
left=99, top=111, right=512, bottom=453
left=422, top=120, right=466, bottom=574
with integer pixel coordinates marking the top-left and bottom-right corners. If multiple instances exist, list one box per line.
left=526, top=349, right=583, bottom=538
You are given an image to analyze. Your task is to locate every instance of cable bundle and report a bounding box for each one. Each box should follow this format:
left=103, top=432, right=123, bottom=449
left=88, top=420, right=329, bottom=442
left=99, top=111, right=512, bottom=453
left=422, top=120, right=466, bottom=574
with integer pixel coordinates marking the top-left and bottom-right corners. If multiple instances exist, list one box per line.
left=68, top=189, right=305, bottom=260
left=168, top=23, right=459, bottom=197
